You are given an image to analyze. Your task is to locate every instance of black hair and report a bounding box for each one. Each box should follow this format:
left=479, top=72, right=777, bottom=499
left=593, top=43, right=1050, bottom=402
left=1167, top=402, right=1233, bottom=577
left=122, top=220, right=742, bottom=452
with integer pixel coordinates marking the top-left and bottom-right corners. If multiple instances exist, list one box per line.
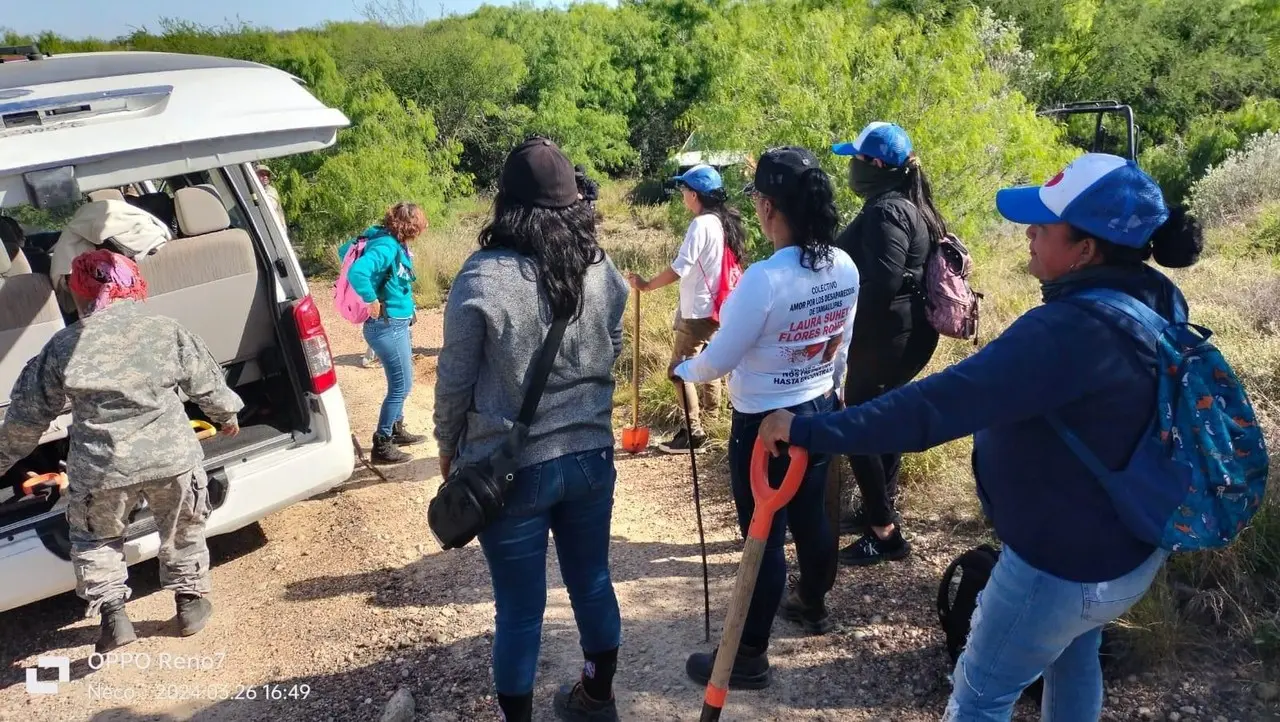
left=763, top=169, right=839, bottom=271
left=687, top=187, right=748, bottom=264
left=904, top=158, right=949, bottom=243
left=478, top=192, right=605, bottom=320
left=1068, top=205, right=1204, bottom=269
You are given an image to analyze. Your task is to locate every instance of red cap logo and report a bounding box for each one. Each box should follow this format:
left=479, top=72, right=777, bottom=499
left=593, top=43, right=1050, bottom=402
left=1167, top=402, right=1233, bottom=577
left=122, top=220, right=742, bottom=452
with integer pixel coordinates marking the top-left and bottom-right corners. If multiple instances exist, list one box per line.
left=1045, top=170, right=1066, bottom=188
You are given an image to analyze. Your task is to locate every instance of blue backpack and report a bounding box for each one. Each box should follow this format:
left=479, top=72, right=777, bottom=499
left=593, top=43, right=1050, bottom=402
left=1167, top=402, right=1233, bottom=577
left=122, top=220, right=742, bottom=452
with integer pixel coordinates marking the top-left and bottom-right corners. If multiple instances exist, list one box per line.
left=1047, top=288, right=1269, bottom=553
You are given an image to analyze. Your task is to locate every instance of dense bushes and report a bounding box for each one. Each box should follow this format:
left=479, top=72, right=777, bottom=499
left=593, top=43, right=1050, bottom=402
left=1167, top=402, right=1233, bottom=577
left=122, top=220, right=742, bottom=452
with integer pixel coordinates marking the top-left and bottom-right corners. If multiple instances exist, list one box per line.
left=5, top=0, right=1278, bottom=267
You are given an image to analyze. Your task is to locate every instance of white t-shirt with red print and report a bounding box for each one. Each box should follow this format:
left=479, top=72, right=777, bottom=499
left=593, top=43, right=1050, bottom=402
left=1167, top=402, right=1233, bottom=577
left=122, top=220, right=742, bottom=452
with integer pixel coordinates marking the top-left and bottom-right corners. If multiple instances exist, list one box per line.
left=674, top=245, right=860, bottom=414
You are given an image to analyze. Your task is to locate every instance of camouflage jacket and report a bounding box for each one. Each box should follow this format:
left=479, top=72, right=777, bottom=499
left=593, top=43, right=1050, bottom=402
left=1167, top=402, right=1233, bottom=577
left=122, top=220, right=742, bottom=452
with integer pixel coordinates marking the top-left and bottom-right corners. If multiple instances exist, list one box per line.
left=0, top=301, right=243, bottom=490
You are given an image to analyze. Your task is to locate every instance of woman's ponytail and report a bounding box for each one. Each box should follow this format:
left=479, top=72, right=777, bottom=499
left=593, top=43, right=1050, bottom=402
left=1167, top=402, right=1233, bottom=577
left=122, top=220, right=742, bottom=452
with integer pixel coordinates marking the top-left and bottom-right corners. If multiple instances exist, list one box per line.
left=904, top=157, right=949, bottom=244
left=1150, top=205, right=1204, bottom=269
left=790, top=169, right=838, bottom=271
left=696, top=188, right=749, bottom=264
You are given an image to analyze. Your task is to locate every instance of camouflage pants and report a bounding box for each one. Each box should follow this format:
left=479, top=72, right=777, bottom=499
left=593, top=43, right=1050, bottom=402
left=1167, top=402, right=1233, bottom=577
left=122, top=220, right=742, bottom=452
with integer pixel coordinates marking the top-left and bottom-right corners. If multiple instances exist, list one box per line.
left=68, top=468, right=212, bottom=617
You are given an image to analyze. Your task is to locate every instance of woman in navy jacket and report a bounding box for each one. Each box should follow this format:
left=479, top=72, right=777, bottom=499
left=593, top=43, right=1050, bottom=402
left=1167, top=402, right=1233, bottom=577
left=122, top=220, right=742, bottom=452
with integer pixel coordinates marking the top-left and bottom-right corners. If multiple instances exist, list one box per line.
left=758, top=153, right=1204, bottom=721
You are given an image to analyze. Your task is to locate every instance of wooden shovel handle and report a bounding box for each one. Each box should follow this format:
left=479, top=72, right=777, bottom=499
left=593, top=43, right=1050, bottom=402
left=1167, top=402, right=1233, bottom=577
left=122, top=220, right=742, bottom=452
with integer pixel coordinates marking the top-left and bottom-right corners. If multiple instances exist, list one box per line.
left=700, top=437, right=810, bottom=720
left=631, top=288, right=641, bottom=427
left=701, top=535, right=767, bottom=721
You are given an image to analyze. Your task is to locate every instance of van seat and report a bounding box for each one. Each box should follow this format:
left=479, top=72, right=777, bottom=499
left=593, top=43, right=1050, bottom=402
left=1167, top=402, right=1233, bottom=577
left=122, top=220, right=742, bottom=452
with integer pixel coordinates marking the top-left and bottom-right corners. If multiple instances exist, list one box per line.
left=0, top=274, right=65, bottom=406
left=136, top=187, right=274, bottom=383
left=87, top=189, right=125, bottom=203
left=2, top=243, right=32, bottom=277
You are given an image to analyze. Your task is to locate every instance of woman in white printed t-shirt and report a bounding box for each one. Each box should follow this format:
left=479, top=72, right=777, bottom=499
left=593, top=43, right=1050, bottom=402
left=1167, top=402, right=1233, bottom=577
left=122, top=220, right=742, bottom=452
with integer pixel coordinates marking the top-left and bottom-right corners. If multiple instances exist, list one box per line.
left=675, top=147, right=859, bottom=690
left=629, top=164, right=746, bottom=454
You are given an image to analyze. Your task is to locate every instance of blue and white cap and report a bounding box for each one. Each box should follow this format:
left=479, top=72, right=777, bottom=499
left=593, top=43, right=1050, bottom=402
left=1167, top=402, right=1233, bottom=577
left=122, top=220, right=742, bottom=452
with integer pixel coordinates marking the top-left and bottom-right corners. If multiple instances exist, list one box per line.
left=669, top=164, right=724, bottom=194
left=996, top=153, right=1170, bottom=249
left=832, top=121, right=913, bottom=167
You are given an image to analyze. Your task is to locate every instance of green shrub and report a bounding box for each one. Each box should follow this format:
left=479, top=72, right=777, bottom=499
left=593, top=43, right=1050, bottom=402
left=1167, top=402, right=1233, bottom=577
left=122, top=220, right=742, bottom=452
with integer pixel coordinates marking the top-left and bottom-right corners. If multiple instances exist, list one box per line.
left=1190, top=132, right=1280, bottom=229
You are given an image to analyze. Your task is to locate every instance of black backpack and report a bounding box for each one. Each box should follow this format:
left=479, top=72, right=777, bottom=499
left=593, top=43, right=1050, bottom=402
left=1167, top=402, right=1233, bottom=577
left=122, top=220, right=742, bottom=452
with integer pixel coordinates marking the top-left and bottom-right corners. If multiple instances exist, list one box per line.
left=937, top=544, right=1116, bottom=702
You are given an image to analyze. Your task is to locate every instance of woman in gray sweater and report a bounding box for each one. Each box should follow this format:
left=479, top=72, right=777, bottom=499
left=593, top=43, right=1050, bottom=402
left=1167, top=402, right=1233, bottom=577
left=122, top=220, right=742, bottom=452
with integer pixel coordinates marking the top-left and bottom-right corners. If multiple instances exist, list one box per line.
left=433, top=138, right=629, bottom=722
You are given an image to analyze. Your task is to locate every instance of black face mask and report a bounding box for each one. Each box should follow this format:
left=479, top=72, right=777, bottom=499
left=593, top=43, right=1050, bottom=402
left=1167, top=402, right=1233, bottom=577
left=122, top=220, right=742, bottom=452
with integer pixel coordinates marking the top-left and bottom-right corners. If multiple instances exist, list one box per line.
left=848, top=156, right=909, bottom=199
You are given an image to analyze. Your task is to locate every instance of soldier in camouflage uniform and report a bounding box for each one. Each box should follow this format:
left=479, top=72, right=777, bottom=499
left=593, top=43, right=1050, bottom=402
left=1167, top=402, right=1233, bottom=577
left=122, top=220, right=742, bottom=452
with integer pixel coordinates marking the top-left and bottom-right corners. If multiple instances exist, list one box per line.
left=0, top=249, right=243, bottom=653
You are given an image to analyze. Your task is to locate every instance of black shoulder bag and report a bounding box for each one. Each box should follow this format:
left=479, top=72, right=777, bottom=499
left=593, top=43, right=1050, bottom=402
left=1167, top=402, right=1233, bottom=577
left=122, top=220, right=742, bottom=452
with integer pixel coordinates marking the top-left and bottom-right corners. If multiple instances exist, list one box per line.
left=427, top=316, right=568, bottom=550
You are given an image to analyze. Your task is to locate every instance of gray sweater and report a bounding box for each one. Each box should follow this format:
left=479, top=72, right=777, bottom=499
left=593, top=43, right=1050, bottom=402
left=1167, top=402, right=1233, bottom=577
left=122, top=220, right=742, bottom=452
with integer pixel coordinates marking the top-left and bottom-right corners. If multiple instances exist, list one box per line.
left=433, top=248, right=629, bottom=470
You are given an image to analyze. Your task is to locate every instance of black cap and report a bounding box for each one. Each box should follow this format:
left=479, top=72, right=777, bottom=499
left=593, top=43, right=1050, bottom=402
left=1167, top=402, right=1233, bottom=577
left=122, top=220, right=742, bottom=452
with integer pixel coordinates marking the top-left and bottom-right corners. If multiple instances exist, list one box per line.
left=745, top=146, right=821, bottom=198
left=500, top=137, right=579, bottom=209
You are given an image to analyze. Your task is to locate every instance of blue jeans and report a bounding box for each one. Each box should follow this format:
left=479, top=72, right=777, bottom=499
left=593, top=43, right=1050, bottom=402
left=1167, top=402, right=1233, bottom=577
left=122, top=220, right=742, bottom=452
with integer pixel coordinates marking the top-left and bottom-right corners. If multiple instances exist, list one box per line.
left=728, top=393, right=835, bottom=649
left=478, top=447, right=622, bottom=695
left=363, top=317, right=412, bottom=437
left=947, top=546, right=1168, bottom=721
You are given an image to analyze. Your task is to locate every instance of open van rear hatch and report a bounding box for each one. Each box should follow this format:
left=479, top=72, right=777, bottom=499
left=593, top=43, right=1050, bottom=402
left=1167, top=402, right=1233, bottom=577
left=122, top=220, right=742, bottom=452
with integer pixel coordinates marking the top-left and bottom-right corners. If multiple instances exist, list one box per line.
left=0, top=51, right=349, bottom=207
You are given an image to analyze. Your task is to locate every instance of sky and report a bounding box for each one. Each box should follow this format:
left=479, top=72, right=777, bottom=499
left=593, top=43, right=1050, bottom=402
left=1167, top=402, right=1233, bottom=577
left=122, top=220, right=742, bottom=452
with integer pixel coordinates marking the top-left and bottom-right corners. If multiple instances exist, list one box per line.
left=5, top=0, right=580, bottom=40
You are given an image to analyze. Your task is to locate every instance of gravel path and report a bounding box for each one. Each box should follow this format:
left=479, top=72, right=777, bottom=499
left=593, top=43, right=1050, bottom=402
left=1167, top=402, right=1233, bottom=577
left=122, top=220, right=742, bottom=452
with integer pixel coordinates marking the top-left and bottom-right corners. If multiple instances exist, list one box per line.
left=0, top=292, right=1272, bottom=722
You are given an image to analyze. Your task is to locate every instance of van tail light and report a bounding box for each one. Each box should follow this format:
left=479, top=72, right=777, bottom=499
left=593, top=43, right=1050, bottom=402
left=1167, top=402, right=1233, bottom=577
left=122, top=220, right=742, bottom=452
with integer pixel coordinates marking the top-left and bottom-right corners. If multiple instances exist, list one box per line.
left=292, top=295, right=337, bottom=394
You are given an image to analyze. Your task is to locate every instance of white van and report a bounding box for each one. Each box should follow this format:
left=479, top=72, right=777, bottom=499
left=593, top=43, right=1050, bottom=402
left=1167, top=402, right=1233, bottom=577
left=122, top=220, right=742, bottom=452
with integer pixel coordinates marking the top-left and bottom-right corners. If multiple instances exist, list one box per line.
left=0, top=49, right=356, bottom=612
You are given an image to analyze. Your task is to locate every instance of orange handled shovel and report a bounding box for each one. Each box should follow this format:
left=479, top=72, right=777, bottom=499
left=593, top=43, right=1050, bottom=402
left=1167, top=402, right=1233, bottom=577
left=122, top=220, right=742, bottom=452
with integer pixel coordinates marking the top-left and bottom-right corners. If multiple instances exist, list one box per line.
left=700, top=439, right=809, bottom=722
left=621, top=288, right=649, bottom=454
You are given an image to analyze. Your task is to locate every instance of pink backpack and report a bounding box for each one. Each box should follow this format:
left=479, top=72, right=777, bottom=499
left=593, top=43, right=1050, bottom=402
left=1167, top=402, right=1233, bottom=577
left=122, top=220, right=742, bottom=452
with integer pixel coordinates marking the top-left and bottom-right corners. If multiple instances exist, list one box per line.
left=922, top=233, right=982, bottom=344
left=334, top=237, right=371, bottom=324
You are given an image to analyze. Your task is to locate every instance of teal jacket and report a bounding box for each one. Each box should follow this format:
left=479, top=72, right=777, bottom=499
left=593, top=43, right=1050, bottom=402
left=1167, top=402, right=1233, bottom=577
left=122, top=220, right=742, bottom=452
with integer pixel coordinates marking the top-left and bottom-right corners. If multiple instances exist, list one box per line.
left=339, top=226, right=417, bottom=320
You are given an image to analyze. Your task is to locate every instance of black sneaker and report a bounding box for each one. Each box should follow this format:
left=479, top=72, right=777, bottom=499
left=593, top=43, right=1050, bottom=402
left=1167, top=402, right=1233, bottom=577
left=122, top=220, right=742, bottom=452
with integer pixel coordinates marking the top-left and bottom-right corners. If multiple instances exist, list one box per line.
left=658, top=428, right=706, bottom=455
left=685, top=644, right=771, bottom=690
left=96, top=601, right=138, bottom=654
left=391, top=420, right=427, bottom=447
left=372, top=433, right=412, bottom=465
left=839, top=507, right=905, bottom=535
left=777, top=577, right=833, bottom=635
left=839, top=529, right=910, bottom=567
left=552, top=682, right=618, bottom=721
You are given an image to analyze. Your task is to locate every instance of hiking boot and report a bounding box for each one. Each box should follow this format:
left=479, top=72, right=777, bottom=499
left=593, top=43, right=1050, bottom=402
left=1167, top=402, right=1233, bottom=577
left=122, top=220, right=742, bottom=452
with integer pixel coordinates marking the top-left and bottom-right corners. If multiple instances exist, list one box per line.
left=553, top=681, right=619, bottom=721
left=95, top=600, right=137, bottom=654
left=372, top=433, right=412, bottom=465
left=176, top=594, right=213, bottom=637
left=658, top=428, right=706, bottom=455
left=685, top=644, right=771, bottom=690
left=778, top=582, right=834, bottom=635
left=839, top=506, right=904, bottom=536
left=839, top=528, right=911, bottom=567
left=391, top=419, right=427, bottom=447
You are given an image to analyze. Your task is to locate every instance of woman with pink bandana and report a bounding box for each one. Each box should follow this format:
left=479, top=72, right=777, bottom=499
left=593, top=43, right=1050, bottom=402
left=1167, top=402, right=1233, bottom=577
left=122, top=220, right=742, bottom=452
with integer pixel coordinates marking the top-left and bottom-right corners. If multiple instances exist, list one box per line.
left=0, top=249, right=243, bottom=654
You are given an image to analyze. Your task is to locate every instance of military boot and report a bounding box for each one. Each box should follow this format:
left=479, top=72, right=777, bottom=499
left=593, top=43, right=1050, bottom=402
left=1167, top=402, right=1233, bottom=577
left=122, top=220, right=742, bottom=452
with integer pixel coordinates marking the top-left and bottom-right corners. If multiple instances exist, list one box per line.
left=176, top=594, right=213, bottom=637
left=96, top=599, right=138, bottom=654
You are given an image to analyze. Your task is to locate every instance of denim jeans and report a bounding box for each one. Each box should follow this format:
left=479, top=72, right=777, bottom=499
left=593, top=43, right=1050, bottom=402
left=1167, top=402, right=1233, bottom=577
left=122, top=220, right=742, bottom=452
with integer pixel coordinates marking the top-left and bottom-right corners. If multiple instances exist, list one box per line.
left=728, top=393, right=835, bottom=650
left=478, top=447, right=622, bottom=695
left=363, top=317, right=412, bottom=437
left=946, top=545, right=1168, bottom=721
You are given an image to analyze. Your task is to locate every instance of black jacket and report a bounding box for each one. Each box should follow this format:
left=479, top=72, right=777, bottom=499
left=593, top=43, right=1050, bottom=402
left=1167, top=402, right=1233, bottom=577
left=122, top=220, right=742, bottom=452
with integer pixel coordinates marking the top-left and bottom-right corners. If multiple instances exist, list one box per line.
left=835, top=190, right=932, bottom=346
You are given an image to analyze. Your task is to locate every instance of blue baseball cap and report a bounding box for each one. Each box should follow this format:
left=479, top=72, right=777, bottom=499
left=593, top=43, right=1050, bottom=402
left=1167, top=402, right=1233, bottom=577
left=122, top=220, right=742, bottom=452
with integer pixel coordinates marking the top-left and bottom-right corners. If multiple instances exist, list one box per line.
left=832, top=122, right=913, bottom=167
left=996, top=153, right=1169, bottom=249
left=670, top=164, right=724, bottom=194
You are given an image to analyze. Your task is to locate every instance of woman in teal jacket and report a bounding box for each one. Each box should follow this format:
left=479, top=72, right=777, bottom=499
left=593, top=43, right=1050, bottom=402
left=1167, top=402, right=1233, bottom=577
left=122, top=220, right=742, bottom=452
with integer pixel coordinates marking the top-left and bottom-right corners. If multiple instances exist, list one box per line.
left=343, top=202, right=428, bottom=464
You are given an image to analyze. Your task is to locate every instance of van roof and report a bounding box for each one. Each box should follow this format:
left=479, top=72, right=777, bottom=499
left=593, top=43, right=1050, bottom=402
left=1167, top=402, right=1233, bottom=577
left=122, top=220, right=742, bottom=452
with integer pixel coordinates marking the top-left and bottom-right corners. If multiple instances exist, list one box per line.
left=0, top=51, right=349, bottom=208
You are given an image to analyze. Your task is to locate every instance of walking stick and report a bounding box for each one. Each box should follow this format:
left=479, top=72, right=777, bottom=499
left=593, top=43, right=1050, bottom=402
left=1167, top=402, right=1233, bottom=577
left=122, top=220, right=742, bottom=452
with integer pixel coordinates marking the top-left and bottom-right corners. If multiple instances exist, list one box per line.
left=679, top=381, right=712, bottom=643
left=700, top=438, right=809, bottom=722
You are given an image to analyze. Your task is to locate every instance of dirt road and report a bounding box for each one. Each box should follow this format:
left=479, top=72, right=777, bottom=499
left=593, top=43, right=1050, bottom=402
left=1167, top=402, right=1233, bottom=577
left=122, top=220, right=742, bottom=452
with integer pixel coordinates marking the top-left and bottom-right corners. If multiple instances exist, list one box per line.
left=1, top=293, right=1269, bottom=722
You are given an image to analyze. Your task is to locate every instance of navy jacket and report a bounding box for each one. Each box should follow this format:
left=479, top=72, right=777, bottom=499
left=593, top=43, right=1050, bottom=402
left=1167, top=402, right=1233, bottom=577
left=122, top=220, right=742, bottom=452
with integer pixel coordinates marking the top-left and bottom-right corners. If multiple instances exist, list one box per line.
left=791, top=264, right=1187, bottom=582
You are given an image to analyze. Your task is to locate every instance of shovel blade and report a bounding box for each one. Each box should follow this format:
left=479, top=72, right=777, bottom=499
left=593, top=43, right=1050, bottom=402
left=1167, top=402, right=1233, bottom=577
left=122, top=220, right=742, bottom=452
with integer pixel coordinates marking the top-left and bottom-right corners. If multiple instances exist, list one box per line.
left=621, top=425, right=650, bottom=453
